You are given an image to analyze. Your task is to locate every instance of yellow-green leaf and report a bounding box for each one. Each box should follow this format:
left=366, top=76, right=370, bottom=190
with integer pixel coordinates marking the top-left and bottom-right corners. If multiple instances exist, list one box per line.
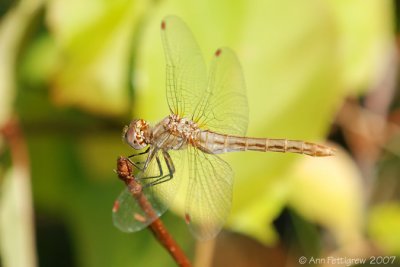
left=368, top=203, right=400, bottom=255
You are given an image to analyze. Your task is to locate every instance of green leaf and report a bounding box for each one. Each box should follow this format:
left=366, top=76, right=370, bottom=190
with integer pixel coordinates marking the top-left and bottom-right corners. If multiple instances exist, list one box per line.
left=368, top=203, right=400, bottom=255
left=0, top=0, right=43, bottom=126
left=46, top=0, right=149, bottom=115
left=325, top=0, right=395, bottom=94
left=288, top=149, right=364, bottom=247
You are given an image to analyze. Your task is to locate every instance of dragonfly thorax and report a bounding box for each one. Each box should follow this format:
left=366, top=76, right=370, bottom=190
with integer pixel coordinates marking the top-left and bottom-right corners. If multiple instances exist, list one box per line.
left=166, top=114, right=200, bottom=141
left=124, top=119, right=151, bottom=150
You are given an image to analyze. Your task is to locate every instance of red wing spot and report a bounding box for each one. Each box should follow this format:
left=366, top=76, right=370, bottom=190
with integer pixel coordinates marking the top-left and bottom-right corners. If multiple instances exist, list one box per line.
left=185, top=213, right=191, bottom=224
left=112, top=200, right=120, bottom=213
left=215, top=49, right=222, bottom=57
left=134, top=213, right=147, bottom=223
left=161, top=20, right=166, bottom=30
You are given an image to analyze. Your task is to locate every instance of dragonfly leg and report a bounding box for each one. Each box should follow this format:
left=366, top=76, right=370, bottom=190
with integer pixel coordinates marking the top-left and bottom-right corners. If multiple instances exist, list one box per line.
left=127, top=147, right=150, bottom=171
left=162, top=150, right=175, bottom=175
left=142, top=151, right=175, bottom=187
left=128, top=146, right=150, bottom=158
left=138, top=155, right=165, bottom=180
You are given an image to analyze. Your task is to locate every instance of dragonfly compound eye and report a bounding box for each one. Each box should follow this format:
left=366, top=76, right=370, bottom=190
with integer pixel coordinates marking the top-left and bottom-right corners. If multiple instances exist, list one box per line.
left=124, top=119, right=149, bottom=150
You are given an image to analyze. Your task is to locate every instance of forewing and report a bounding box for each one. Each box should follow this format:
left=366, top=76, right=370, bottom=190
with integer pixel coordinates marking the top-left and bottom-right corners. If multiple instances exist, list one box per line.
left=185, top=148, right=234, bottom=240
left=112, top=149, right=183, bottom=232
left=194, top=47, right=249, bottom=136
left=161, top=16, right=208, bottom=117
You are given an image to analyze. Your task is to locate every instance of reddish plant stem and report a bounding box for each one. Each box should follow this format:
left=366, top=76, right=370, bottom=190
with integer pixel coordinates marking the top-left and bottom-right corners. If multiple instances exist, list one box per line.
left=116, top=157, right=192, bottom=267
left=1, top=117, right=30, bottom=170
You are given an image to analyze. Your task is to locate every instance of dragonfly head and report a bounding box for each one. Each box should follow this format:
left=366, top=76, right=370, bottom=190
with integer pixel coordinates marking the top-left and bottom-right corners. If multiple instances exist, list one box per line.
left=123, top=119, right=151, bottom=150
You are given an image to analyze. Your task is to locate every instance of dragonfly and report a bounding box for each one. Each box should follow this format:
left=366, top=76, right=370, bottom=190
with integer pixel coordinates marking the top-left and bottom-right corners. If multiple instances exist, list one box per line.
left=113, top=15, right=334, bottom=240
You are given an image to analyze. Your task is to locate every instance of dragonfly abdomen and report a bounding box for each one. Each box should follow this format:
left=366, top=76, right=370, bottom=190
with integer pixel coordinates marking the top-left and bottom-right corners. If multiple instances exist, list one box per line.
left=197, top=131, right=334, bottom=157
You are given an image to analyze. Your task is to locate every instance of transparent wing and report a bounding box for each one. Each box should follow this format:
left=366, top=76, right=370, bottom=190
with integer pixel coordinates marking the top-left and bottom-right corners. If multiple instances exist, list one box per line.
left=161, top=17, right=248, bottom=135
left=184, top=147, right=234, bottom=240
left=112, top=149, right=183, bottom=232
left=194, top=47, right=249, bottom=136
left=161, top=16, right=208, bottom=117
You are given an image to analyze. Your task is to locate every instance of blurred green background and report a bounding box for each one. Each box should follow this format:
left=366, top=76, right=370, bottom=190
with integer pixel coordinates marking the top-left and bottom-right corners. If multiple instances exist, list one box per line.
left=1, top=0, right=400, bottom=266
